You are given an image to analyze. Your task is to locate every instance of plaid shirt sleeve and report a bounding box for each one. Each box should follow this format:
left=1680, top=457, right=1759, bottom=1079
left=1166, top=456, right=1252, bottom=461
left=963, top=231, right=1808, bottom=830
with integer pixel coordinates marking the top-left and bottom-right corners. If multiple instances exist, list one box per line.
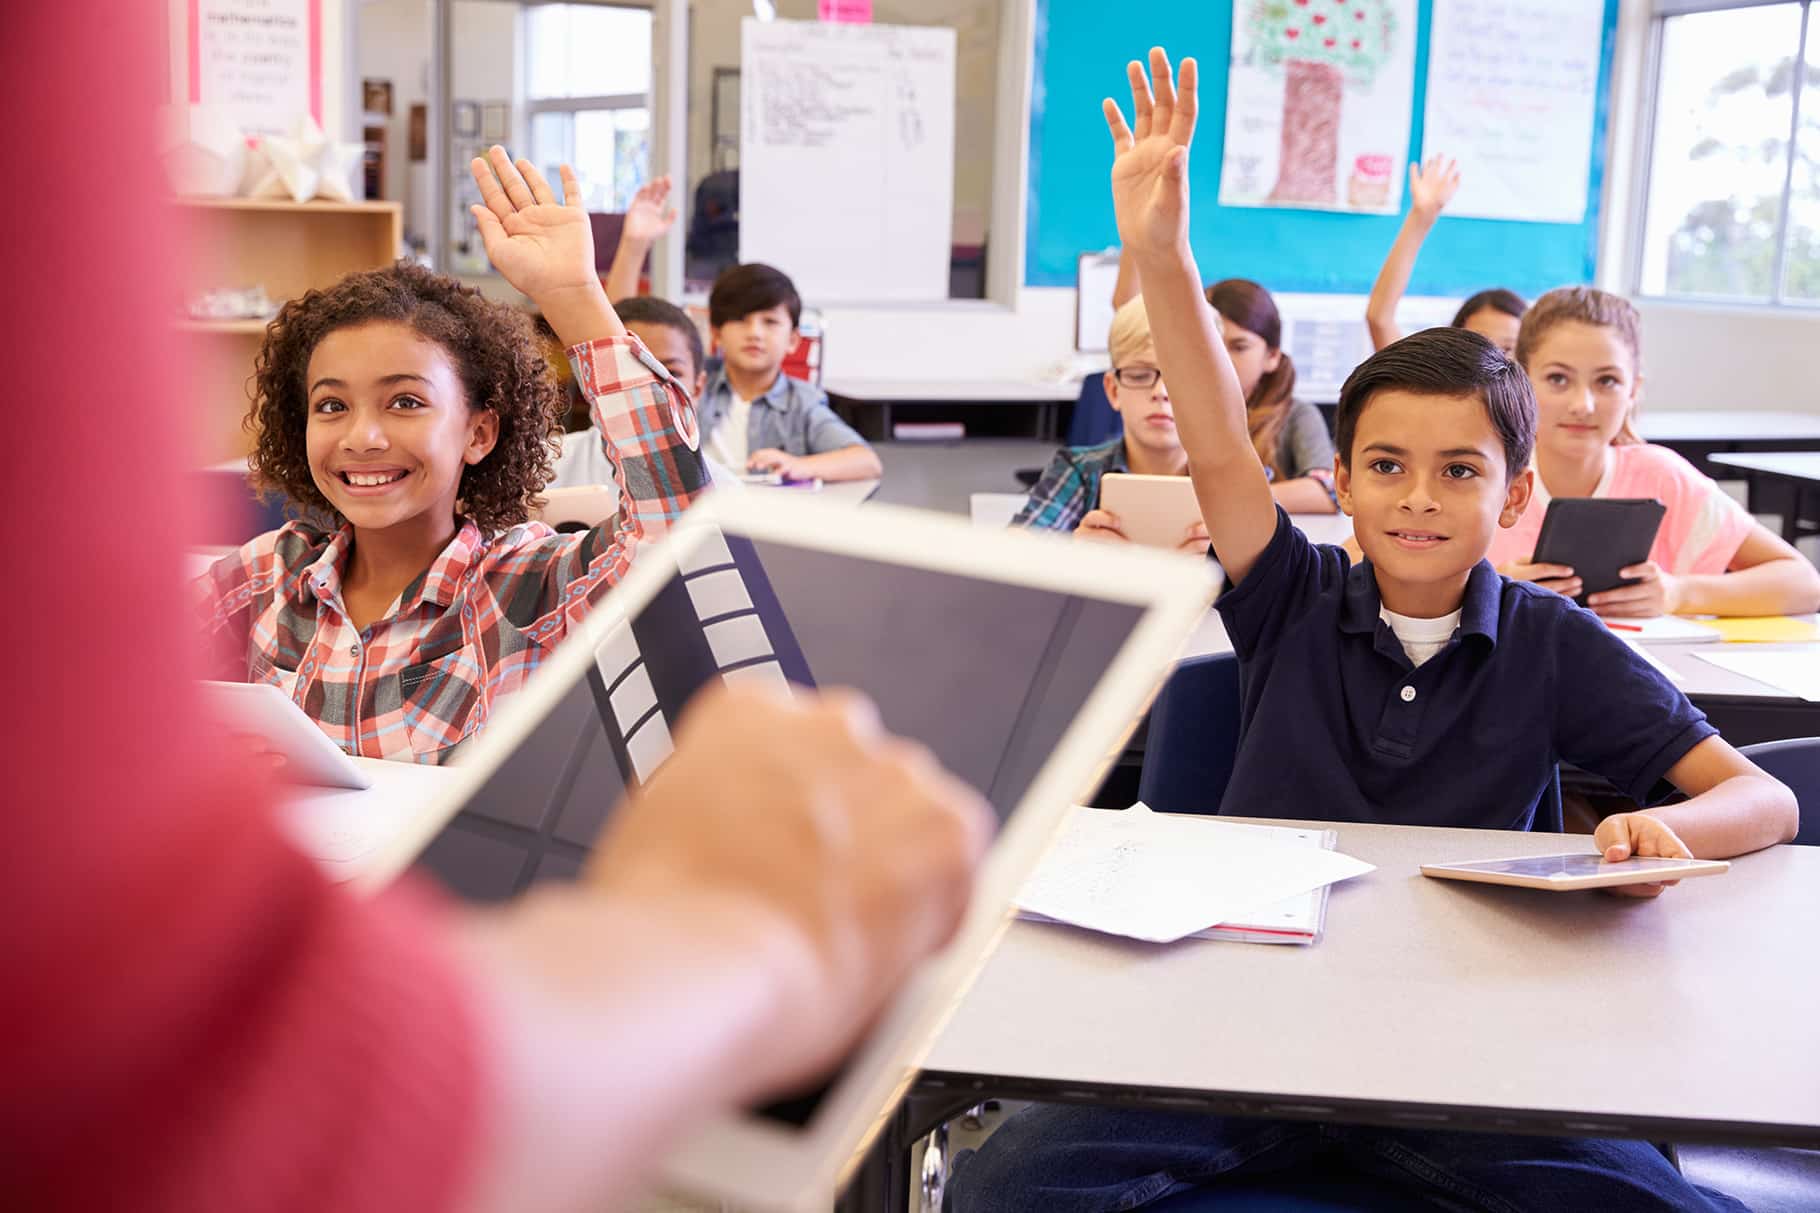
left=489, top=334, right=710, bottom=648
left=194, top=525, right=316, bottom=681
left=1009, top=449, right=1093, bottom=531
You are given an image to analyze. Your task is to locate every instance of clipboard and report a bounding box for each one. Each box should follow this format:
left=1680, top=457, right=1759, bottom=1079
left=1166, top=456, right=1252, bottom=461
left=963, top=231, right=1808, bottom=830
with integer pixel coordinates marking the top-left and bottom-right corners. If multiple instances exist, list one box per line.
left=1076, top=249, right=1121, bottom=353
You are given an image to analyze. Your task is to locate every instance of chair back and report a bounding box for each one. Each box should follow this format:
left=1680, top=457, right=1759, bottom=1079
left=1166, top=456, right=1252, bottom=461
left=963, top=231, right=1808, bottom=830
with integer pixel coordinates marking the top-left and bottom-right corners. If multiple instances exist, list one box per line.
left=1138, top=652, right=1243, bottom=814
left=1741, top=738, right=1820, bottom=845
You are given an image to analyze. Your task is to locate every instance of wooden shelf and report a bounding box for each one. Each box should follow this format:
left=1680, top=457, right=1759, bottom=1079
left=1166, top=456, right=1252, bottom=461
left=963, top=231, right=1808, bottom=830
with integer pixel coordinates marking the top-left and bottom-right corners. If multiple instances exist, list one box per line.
left=173, top=195, right=402, bottom=217
left=177, top=317, right=271, bottom=334
left=178, top=196, right=403, bottom=462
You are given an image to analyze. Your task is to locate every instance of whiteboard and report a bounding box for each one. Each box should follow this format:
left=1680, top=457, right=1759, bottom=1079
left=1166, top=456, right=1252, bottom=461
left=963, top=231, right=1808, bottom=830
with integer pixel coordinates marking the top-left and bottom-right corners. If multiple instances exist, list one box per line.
left=1422, top=0, right=1603, bottom=223
left=740, top=18, right=955, bottom=302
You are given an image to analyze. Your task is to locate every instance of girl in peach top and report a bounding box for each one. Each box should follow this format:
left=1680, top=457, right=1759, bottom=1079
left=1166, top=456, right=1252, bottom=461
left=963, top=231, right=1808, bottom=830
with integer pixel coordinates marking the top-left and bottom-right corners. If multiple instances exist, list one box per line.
left=1493, top=288, right=1820, bottom=618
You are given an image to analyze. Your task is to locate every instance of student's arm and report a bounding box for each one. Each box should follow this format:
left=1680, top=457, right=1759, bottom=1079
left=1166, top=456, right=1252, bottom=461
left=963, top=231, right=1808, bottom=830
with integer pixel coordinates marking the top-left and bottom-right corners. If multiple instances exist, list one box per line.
left=1111, top=245, right=1140, bottom=309
left=1269, top=402, right=1339, bottom=514
left=459, top=686, right=989, bottom=1211
left=1363, top=156, right=1459, bottom=351
left=603, top=176, right=677, bottom=303
left=748, top=392, right=883, bottom=481
left=470, top=148, right=708, bottom=629
left=1271, top=477, right=1338, bottom=513
left=1108, top=49, right=1276, bottom=582
left=1592, top=735, right=1797, bottom=899
left=1587, top=524, right=1820, bottom=618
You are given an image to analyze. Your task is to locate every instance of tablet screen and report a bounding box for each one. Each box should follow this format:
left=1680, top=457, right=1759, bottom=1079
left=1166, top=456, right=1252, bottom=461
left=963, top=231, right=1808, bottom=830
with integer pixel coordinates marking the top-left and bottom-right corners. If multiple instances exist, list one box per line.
left=410, top=527, right=1147, bottom=1124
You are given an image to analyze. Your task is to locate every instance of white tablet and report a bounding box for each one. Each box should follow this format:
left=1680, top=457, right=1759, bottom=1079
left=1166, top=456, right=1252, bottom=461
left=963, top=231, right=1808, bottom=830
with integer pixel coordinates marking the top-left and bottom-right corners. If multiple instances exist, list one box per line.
left=1420, top=852, right=1730, bottom=891
left=1098, top=472, right=1204, bottom=550
left=199, top=681, right=373, bottom=790
left=358, top=492, right=1216, bottom=1212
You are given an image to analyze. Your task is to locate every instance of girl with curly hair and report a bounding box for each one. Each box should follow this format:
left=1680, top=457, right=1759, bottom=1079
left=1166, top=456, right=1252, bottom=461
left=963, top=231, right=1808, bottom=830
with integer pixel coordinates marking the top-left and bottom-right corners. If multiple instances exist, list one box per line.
left=198, top=147, right=709, bottom=764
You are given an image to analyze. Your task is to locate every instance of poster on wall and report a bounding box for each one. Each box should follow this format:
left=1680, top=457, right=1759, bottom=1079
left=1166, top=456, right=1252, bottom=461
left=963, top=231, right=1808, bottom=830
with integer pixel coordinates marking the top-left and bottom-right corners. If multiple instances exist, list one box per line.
left=188, top=0, right=322, bottom=139
left=1422, top=0, right=1603, bottom=224
left=1218, top=0, right=1417, bottom=215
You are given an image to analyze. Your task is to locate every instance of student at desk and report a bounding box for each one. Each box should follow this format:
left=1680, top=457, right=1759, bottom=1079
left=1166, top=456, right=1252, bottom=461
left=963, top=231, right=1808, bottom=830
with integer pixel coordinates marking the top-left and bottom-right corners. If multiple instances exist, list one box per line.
left=948, top=49, right=1794, bottom=1213
left=701, top=263, right=883, bottom=483
left=197, top=149, right=709, bottom=765
left=1491, top=287, right=1820, bottom=618
left=1010, top=296, right=1210, bottom=552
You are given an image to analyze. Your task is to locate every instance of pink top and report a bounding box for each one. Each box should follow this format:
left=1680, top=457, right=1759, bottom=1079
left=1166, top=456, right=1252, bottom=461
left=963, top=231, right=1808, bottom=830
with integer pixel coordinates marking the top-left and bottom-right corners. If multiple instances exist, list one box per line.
left=1487, top=442, right=1756, bottom=575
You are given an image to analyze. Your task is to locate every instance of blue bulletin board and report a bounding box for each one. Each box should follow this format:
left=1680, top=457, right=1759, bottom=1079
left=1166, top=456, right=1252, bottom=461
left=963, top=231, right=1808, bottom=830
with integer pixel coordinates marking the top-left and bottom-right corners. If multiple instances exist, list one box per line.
left=1023, top=0, right=1621, bottom=296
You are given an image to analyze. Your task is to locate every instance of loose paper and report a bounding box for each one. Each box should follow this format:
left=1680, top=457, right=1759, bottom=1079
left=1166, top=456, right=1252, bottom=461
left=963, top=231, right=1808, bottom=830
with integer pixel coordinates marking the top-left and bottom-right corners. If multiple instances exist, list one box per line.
left=1219, top=0, right=1419, bottom=215
left=1422, top=0, right=1604, bottom=223
left=1703, top=616, right=1820, bottom=645
left=1695, top=648, right=1820, bottom=702
left=1016, top=804, right=1375, bottom=944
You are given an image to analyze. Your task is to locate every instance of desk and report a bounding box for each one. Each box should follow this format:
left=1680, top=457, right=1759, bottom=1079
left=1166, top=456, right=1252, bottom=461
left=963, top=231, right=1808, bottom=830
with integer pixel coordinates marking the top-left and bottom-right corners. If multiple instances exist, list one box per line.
left=840, top=821, right=1820, bottom=1211
left=1636, top=412, right=1820, bottom=478
left=1649, top=639, right=1820, bottom=745
left=824, top=377, right=1081, bottom=443
left=747, top=477, right=880, bottom=507
left=1707, top=451, right=1820, bottom=543
left=276, top=757, right=457, bottom=885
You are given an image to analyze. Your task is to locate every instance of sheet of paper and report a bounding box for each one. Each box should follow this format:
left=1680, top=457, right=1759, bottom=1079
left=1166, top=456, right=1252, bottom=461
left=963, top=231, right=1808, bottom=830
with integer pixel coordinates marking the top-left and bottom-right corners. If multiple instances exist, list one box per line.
left=1016, top=805, right=1375, bottom=944
left=277, top=760, right=455, bottom=881
left=1694, top=648, right=1820, bottom=702
left=1219, top=0, right=1418, bottom=215
left=1703, top=616, right=1820, bottom=644
left=1603, top=615, right=1721, bottom=645
left=1422, top=0, right=1604, bottom=223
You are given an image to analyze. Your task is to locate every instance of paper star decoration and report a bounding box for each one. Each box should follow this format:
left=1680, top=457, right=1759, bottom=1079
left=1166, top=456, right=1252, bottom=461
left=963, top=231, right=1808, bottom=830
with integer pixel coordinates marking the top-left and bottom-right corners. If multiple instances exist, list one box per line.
left=247, top=115, right=363, bottom=203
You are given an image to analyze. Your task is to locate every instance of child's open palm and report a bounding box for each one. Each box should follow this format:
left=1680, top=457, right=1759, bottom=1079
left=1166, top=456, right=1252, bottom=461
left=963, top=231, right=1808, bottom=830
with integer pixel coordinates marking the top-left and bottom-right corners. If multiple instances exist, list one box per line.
left=1409, top=155, right=1462, bottom=218
left=1104, top=48, right=1198, bottom=256
left=469, top=146, right=598, bottom=302
left=623, top=176, right=678, bottom=244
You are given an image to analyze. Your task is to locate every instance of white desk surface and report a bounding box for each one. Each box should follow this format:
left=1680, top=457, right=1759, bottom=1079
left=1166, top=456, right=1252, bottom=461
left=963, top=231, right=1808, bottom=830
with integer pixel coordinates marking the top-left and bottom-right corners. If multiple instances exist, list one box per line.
left=276, top=756, right=457, bottom=884
left=1707, top=450, right=1820, bottom=482
left=1637, top=411, right=1820, bottom=443
left=822, top=377, right=1081, bottom=404
left=923, top=819, right=1820, bottom=1144
left=745, top=477, right=880, bottom=506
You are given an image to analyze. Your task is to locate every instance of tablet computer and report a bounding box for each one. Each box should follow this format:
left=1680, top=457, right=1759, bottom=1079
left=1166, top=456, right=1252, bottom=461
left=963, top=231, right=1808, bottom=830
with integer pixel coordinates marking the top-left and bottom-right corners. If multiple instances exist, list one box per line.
left=1530, top=497, right=1666, bottom=605
left=199, top=681, right=373, bottom=790
left=1420, top=852, right=1729, bottom=891
left=1098, top=472, right=1204, bottom=551
left=358, top=493, right=1216, bottom=1211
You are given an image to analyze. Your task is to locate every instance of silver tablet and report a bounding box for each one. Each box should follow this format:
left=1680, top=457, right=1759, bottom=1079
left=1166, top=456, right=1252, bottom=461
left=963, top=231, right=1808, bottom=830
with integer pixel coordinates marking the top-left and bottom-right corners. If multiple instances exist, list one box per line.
left=1421, top=852, right=1730, bottom=891
left=199, top=680, right=373, bottom=790
left=359, top=492, right=1216, bottom=1211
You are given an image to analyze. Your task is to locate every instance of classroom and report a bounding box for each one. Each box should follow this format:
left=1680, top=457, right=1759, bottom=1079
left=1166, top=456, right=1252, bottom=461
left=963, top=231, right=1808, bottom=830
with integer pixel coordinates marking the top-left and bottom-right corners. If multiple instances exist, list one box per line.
left=8, top=0, right=1820, bottom=1210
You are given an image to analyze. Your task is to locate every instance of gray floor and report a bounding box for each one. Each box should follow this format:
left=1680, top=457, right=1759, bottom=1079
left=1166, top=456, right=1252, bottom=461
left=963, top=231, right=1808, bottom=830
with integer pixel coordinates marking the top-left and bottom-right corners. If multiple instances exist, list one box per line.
left=871, top=438, right=1055, bottom=515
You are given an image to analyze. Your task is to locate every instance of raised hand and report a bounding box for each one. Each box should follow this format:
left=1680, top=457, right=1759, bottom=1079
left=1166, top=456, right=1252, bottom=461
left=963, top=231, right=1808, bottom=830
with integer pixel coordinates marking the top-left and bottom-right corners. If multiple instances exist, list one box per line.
left=622, top=176, right=678, bottom=245
left=470, top=146, right=620, bottom=345
left=1408, top=155, right=1462, bottom=219
left=470, top=147, right=599, bottom=305
left=1104, top=47, right=1199, bottom=256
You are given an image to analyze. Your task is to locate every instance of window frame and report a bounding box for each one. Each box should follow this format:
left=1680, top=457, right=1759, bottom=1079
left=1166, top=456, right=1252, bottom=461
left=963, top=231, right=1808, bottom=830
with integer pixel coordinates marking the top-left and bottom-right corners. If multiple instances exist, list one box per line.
left=1630, top=0, right=1819, bottom=308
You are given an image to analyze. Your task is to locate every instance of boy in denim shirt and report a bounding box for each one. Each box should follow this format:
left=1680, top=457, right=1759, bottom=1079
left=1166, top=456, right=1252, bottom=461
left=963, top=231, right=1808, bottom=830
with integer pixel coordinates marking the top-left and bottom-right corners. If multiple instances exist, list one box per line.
left=703, top=263, right=882, bottom=483
left=947, top=49, right=1795, bottom=1213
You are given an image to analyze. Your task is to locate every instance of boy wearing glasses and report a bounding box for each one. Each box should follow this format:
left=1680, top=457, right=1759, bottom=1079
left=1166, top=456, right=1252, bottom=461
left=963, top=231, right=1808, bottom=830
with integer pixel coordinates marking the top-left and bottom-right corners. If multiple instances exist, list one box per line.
left=1014, top=296, right=1331, bottom=550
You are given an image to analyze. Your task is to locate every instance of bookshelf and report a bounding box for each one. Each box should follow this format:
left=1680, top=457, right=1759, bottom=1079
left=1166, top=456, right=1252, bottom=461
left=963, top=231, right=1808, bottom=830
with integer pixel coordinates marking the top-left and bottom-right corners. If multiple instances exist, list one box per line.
left=176, top=197, right=402, bottom=462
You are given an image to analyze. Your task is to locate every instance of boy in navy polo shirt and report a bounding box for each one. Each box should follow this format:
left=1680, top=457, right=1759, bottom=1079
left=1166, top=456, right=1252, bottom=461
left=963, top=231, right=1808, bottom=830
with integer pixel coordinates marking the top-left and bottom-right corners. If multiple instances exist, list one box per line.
left=945, top=49, right=1795, bottom=1213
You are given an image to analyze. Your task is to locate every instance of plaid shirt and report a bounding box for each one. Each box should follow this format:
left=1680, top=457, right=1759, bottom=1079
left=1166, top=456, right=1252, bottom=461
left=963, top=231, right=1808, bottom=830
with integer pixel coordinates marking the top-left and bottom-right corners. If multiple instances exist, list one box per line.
left=197, top=335, right=708, bottom=765
left=1009, top=438, right=1129, bottom=531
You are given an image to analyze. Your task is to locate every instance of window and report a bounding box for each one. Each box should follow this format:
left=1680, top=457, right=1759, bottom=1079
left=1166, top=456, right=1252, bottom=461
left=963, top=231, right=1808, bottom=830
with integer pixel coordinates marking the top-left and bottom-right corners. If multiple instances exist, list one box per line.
left=1637, top=0, right=1819, bottom=304
left=525, top=3, right=653, bottom=212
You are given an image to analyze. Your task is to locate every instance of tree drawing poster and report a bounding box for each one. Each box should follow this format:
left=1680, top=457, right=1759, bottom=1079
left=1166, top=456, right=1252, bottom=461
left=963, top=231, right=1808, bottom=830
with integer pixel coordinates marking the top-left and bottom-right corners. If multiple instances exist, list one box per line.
left=1219, top=0, right=1418, bottom=215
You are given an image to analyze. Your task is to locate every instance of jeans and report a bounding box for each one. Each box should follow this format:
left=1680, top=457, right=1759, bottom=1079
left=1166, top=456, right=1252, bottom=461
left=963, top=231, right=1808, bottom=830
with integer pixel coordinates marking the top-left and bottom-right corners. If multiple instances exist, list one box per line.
left=943, top=1105, right=1749, bottom=1213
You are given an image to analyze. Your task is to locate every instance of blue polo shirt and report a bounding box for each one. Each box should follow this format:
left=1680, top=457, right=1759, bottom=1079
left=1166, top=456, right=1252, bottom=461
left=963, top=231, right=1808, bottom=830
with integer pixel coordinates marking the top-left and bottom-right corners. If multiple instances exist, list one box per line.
left=1214, top=509, right=1715, bottom=832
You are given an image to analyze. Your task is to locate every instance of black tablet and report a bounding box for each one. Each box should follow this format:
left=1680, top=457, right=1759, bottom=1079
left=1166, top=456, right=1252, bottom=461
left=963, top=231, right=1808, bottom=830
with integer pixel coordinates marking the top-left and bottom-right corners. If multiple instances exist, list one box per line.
left=1530, top=497, right=1666, bottom=605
